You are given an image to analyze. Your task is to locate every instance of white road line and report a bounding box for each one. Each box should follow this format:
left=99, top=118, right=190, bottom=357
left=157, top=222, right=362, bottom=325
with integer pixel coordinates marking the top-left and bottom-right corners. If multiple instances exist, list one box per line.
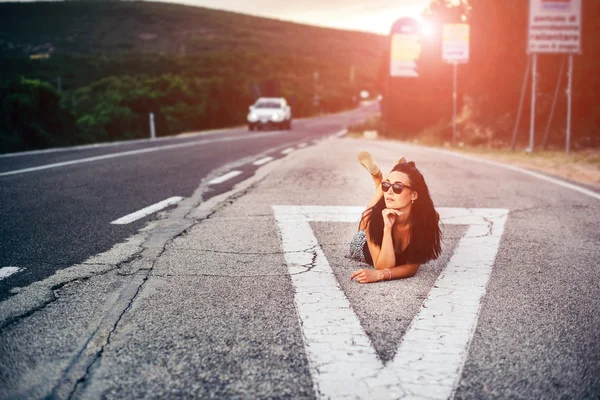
left=273, top=205, right=509, bottom=400
left=111, top=197, right=184, bottom=225
left=297, top=143, right=308, bottom=148
left=433, top=148, right=600, bottom=201
left=0, top=267, right=23, bottom=281
left=0, top=126, right=251, bottom=159
left=281, top=148, right=295, bottom=155
left=0, top=136, right=179, bottom=159
left=333, top=129, right=348, bottom=138
left=0, top=131, right=282, bottom=177
left=252, top=156, right=274, bottom=166
left=208, top=170, right=243, bottom=185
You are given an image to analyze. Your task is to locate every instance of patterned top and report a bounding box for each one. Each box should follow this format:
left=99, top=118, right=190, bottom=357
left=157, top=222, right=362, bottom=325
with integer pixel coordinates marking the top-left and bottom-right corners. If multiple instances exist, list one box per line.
left=347, top=230, right=411, bottom=266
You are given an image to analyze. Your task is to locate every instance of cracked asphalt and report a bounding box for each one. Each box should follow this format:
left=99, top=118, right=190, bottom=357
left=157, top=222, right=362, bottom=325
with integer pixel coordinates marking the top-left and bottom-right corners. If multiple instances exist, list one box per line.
left=1, top=137, right=599, bottom=399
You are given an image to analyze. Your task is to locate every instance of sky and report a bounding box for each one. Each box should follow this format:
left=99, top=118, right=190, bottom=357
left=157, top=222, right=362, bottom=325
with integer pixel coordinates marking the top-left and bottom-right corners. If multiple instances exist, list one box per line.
left=5, top=0, right=431, bottom=35
left=161, top=0, right=431, bottom=34
left=5, top=0, right=432, bottom=34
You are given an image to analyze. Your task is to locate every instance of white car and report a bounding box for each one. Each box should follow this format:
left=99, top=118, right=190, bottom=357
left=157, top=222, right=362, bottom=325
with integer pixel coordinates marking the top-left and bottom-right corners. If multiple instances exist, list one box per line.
left=247, top=97, right=292, bottom=130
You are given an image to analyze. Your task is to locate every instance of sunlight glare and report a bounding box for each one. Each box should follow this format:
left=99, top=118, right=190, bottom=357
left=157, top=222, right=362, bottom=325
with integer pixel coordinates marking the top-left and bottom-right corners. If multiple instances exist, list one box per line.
left=420, top=21, right=433, bottom=37
left=342, top=5, right=426, bottom=34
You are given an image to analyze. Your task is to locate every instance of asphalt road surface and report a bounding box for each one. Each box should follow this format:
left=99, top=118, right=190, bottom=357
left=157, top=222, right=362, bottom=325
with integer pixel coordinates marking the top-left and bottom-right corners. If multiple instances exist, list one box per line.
left=1, top=106, right=599, bottom=399
left=0, top=103, right=375, bottom=300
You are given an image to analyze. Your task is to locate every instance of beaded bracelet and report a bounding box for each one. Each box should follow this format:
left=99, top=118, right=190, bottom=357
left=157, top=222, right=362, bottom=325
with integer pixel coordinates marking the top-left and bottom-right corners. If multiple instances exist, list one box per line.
left=384, top=268, right=392, bottom=281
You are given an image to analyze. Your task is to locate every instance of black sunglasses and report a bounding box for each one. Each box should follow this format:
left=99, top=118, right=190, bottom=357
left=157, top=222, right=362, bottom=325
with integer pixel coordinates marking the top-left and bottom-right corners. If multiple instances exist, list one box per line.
left=381, top=181, right=412, bottom=194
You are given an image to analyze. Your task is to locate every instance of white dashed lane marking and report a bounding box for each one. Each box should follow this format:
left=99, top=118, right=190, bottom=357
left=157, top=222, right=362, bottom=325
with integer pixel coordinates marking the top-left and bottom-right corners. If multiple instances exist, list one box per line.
left=281, top=148, right=295, bottom=155
left=111, top=197, right=184, bottom=225
left=0, top=267, right=23, bottom=281
left=252, top=157, right=274, bottom=166
left=208, top=170, right=243, bottom=185
left=297, top=143, right=308, bottom=148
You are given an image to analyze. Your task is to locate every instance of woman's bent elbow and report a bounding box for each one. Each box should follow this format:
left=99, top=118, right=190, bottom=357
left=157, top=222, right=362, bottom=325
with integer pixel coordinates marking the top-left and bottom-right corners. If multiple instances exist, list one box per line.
left=405, top=264, right=420, bottom=278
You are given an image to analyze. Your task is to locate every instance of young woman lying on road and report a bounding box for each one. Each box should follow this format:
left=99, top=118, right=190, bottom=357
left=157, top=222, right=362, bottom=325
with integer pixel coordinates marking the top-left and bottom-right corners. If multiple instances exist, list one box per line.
left=348, top=152, right=441, bottom=283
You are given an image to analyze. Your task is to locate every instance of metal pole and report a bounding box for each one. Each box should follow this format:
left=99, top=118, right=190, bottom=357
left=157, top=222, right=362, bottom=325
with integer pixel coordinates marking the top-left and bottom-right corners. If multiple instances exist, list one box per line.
left=511, top=55, right=531, bottom=151
left=566, top=54, right=573, bottom=154
left=452, top=62, right=457, bottom=145
left=542, top=56, right=566, bottom=150
left=384, top=55, right=390, bottom=135
left=149, top=112, right=156, bottom=139
left=384, top=75, right=388, bottom=135
left=528, top=54, right=537, bottom=153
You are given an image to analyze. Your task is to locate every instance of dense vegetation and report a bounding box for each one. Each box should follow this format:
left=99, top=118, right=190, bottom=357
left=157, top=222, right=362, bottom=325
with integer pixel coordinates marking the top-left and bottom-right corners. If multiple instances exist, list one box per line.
left=0, top=0, right=385, bottom=153
left=381, top=0, right=600, bottom=150
left=1, top=0, right=598, bottom=154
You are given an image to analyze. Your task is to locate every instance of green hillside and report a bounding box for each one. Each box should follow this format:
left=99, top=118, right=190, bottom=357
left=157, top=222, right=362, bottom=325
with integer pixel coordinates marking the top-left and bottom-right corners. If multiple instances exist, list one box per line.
left=0, top=1, right=385, bottom=61
left=0, top=0, right=387, bottom=153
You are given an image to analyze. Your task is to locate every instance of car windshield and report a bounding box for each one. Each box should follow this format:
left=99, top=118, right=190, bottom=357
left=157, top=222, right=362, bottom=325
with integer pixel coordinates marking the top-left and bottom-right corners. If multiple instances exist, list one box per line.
left=255, top=102, right=282, bottom=109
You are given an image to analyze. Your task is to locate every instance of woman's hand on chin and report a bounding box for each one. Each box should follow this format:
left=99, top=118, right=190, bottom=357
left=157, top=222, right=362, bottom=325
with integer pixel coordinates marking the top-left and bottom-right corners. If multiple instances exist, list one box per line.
left=382, top=208, right=403, bottom=227
left=350, top=269, right=384, bottom=284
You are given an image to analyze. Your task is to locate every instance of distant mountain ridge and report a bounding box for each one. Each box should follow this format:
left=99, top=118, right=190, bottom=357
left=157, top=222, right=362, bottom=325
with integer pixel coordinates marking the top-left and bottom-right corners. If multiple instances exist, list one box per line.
left=0, top=0, right=386, bottom=73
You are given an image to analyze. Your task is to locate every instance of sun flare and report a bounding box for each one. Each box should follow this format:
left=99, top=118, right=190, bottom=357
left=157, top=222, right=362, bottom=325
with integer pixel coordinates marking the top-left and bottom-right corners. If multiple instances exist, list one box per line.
left=323, top=5, right=427, bottom=35
left=366, top=6, right=426, bottom=34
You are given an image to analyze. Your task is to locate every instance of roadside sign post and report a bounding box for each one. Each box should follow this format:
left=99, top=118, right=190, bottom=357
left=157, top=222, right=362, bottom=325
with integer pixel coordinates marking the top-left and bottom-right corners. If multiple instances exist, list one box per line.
left=529, top=54, right=538, bottom=153
left=149, top=112, right=156, bottom=139
left=442, top=24, right=469, bottom=145
left=389, top=18, right=422, bottom=78
left=511, top=56, right=532, bottom=151
left=566, top=54, right=573, bottom=153
left=527, top=0, right=581, bottom=153
left=542, top=56, right=566, bottom=150
left=386, top=17, right=422, bottom=134
left=452, top=62, right=458, bottom=145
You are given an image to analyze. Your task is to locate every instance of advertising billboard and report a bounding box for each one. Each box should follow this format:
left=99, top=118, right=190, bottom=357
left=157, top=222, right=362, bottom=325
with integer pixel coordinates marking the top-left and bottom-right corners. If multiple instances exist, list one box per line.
left=389, top=18, right=421, bottom=77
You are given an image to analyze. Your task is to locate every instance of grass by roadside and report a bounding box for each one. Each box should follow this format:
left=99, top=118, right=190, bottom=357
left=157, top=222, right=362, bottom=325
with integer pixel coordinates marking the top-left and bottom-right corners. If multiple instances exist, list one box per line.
left=347, top=120, right=600, bottom=189
left=447, top=146, right=600, bottom=188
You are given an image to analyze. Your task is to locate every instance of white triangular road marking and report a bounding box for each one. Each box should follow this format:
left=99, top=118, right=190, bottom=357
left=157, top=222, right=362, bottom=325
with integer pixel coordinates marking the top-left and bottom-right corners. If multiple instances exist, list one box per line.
left=273, top=206, right=509, bottom=400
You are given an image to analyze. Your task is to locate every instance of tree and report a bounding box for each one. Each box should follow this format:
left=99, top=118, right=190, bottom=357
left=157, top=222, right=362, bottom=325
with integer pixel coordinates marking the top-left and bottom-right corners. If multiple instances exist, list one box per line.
left=407, top=0, right=600, bottom=148
left=0, top=77, right=79, bottom=153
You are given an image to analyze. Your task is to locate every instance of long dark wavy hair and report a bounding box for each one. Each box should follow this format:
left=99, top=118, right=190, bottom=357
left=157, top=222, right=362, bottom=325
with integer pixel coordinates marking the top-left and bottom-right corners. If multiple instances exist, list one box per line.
left=360, top=161, right=441, bottom=265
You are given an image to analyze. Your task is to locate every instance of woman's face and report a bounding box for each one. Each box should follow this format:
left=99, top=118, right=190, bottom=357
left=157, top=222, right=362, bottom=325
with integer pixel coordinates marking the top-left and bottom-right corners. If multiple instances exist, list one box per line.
left=383, top=171, right=415, bottom=209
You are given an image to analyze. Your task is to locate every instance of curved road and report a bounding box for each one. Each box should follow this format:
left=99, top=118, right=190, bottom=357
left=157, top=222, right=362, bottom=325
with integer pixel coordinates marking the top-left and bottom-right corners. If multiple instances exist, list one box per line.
left=1, top=104, right=599, bottom=399
left=0, top=103, right=376, bottom=299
